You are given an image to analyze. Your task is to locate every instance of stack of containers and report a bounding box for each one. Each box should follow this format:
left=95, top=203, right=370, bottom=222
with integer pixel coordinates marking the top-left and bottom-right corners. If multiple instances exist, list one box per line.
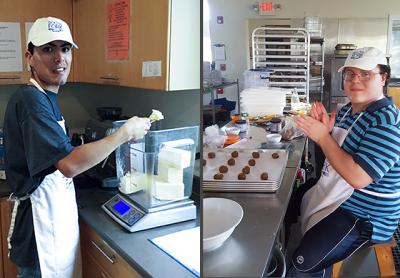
left=243, top=68, right=274, bottom=89
left=240, top=87, right=289, bottom=117
left=304, top=16, right=322, bottom=37
left=113, top=123, right=198, bottom=206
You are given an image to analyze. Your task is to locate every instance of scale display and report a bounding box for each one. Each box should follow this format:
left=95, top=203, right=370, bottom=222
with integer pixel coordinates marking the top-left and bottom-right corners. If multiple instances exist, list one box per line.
left=102, top=194, right=196, bottom=232
left=104, top=195, right=145, bottom=227
left=113, top=201, right=130, bottom=215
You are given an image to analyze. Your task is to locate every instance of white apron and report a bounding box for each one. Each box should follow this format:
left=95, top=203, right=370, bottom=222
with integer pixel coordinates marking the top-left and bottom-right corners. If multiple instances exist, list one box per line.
left=7, top=79, right=82, bottom=278
left=300, top=108, right=363, bottom=234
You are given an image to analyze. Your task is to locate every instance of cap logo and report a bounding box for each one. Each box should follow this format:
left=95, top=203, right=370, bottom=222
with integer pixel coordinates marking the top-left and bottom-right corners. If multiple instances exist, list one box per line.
left=48, top=20, right=63, bottom=32
left=351, top=50, right=364, bottom=60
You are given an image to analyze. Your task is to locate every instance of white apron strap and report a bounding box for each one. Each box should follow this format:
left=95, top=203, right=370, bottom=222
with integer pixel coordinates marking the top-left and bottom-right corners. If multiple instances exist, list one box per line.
left=29, top=78, right=46, bottom=93
left=7, top=193, right=30, bottom=258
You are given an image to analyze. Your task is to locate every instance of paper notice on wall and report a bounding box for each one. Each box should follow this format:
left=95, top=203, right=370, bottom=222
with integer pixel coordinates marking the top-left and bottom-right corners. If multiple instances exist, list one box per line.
left=0, top=22, right=23, bottom=72
left=212, top=44, right=226, bottom=61
left=106, top=0, right=130, bottom=60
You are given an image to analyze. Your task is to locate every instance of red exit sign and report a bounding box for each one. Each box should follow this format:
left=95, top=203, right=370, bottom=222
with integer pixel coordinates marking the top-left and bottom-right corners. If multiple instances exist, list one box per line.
left=259, top=1, right=275, bottom=15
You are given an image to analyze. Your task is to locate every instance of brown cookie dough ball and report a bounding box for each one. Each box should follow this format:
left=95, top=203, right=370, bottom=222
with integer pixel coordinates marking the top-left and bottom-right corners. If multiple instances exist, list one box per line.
left=214, top=173, right=224, bottom=180
left=219, top=165, right=228, bottom=173
left=227, top=158, right=236, bottom=166
left=252, top=152, right=260, bottom=159
left=248, top=159, right=256, bottom=166
left=208, top=152, right=216, bottom=159
left=260, top=172, right=269, bottom=180
left=242, top=166, right=251, bottom=174
left=231, top=151, right=239, bottom=158
left=272, top=152, right=279, bottom=159
left=238, top=173, right=246, bottom=180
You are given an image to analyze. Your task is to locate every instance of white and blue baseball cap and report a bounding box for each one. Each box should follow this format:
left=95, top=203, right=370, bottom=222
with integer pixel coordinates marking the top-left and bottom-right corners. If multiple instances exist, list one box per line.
left=338, top=47, right=387, bottom=72
left=27, top=17, right=78, bottom=48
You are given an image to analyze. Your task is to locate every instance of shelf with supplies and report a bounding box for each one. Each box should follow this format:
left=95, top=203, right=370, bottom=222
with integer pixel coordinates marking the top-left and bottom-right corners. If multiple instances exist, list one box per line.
left=309, top=37, right=325, bottom=102
left=203, top=79, right=240, bottom=127
left=252, top=27, right=311, bottom=103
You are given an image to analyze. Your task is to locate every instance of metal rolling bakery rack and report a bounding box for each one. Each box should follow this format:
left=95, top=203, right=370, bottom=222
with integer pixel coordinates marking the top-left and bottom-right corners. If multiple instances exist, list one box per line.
left=251, top=27, right=313, bottom=177
left=251, top=27, right=311, bottom=104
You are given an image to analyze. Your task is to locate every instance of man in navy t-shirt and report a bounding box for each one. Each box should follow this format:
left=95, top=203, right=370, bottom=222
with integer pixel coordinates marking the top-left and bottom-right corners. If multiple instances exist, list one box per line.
left=4, top=17, right=151, bottom=277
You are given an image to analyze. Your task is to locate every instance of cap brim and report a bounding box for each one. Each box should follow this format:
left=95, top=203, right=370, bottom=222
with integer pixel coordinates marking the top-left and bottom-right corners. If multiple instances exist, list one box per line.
left=31, top=37, right=78, bottom=49
left=337, top=63, right=377, bottom=72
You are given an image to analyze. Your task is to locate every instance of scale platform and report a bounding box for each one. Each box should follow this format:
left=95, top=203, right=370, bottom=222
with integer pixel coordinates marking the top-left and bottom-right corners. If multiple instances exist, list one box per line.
left=102, top=193, right=196, bottom=232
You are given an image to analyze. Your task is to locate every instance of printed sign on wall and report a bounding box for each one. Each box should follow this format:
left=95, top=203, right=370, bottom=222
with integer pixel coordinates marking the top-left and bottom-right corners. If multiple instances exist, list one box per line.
left=106, top=0, right=130, bottom=60
left=0, top=22, right=23, bottom=72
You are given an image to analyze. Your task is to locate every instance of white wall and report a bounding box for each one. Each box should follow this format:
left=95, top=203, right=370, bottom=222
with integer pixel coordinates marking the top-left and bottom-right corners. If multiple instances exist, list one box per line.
left=206, top=0, right=400, bottom=112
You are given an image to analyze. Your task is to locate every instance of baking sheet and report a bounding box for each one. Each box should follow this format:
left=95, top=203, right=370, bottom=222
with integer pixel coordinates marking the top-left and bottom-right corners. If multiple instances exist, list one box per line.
left=202, top=148, right=288, bottom=193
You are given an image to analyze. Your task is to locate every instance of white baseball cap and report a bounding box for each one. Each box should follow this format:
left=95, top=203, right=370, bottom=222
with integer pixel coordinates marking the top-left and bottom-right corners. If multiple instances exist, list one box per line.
left=338, top=47, right=387, bottom=72
left=27, top=17, right=78, bottom=49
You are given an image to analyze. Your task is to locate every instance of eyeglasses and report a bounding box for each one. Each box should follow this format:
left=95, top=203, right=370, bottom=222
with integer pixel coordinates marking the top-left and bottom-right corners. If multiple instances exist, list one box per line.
left=343, top=71, right=382, bottom=82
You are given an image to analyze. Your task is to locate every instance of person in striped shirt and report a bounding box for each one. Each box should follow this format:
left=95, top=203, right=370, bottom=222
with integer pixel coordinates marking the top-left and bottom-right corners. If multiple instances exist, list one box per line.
left=288, top=47, right=400, bottom=277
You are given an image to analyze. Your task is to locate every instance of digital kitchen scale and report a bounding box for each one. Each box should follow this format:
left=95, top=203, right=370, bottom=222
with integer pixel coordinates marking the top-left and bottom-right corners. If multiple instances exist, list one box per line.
left=102, top=125, right=199, bottom=232
left=102, top=193, right=196, bottom=232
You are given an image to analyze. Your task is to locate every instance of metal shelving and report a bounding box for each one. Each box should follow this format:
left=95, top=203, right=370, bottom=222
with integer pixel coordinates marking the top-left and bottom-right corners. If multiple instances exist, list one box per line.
left=252, top=27, right=311, bottom=103
left=309, top=37, right=325, bottom=102
left=203, top=79, right=240, bottom=126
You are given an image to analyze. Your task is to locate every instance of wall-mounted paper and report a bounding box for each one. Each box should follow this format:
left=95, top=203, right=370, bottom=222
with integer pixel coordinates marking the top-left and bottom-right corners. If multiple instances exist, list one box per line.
left=212, top=44, right=226, bottom=61
left=106, top=0, right=130, bottom=60
left=0, top=22, right=23, bottom=72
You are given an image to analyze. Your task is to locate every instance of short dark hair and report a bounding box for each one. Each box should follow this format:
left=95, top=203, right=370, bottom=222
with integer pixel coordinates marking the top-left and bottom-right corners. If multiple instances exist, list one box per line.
left=379, top=64, right=391, bottom=87
left=27, top=42, right=35, bottom=55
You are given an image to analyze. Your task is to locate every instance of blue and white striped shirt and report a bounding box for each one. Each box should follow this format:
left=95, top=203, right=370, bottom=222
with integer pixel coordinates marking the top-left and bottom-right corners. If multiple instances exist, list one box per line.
left=338, top=97, right=400, bottom=243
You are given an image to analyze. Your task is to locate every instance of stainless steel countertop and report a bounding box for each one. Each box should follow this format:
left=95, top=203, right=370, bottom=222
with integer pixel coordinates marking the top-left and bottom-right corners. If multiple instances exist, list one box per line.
left=203, top=133, right=306, bottom=277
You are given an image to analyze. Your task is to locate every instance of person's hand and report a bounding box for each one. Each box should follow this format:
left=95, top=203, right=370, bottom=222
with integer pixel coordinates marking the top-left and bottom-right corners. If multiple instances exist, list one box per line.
left=310, top=101, right=336, bottom=132
left=293, top=115, right=330, bottom=145
left=120, top=116, right=151, bottom=141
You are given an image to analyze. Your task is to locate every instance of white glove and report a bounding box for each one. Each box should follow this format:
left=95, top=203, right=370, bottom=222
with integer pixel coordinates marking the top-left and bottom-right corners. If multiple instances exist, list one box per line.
left=121, top=116, right=151, bottom=141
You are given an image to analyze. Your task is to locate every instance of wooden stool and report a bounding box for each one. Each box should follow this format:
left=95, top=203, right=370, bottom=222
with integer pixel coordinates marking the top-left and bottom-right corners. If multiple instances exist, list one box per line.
left=332, top=238, right=397, bottom=277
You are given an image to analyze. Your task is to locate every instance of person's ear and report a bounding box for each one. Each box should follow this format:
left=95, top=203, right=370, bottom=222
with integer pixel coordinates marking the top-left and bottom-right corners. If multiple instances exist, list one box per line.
left=381, top=72, right=388, bottom=86
left=25, top=51, right=34, bottom=71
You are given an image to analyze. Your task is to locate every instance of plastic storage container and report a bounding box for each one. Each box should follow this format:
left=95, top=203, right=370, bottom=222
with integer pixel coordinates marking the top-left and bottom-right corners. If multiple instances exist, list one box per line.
left=304, top=16, right=322, bottom=37
left=235, top=119, right=248, bottom=133
left=112, top=123, right=199, bottom=207
left=243, top=68, right=274, bottom=89
left=270, top=118, right=282, bottom=133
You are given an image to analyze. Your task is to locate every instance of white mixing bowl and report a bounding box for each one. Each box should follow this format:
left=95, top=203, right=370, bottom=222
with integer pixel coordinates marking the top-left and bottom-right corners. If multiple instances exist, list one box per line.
left=203, top=198, right=243, bottom=252
left=266, top=133, right=282, bottom=144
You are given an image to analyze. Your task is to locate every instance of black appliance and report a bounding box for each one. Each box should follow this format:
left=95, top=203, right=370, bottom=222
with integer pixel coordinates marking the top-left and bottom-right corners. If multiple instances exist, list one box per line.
left=73, top=118, right=120, bottom=188
left=329, top=55, right=348, bottom=112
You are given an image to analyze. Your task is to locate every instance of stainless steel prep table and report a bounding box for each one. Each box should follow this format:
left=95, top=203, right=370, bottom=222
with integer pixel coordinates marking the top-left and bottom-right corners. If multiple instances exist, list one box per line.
left=203, top=137, right=306, bottom=278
